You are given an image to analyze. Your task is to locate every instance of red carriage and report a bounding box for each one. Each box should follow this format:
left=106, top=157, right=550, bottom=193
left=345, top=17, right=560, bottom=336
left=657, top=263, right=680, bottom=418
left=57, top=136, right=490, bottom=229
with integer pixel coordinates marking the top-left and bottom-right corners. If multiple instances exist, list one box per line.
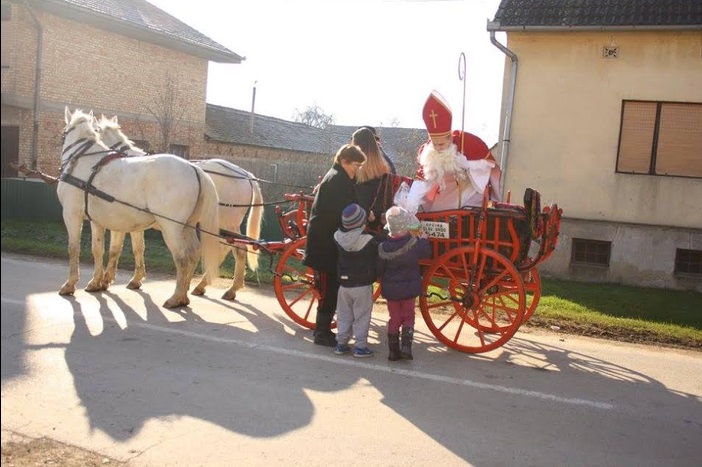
left=259, top=182, right=562, bottom=354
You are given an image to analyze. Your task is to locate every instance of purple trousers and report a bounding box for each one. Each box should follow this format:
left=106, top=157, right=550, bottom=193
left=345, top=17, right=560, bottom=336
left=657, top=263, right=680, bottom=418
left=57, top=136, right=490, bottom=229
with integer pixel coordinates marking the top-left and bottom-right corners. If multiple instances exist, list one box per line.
left=387, top=297, right=416, bottom=334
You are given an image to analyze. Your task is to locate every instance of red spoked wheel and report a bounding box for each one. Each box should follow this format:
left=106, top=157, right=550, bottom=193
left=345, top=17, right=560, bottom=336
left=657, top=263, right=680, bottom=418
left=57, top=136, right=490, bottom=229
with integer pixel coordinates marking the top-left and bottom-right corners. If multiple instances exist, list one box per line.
left=273, top=237, right=335, bottom=330
left=419, top=246, right=525, bottom=354
left=478, top=267, right=542, bottom=332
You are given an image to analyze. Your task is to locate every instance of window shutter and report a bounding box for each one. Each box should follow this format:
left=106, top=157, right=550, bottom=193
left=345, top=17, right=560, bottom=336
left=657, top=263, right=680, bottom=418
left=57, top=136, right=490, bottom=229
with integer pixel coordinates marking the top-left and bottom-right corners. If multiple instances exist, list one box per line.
left=617, top=101, right=656, bottom=173
left=655, top=103, right=702, bottom=177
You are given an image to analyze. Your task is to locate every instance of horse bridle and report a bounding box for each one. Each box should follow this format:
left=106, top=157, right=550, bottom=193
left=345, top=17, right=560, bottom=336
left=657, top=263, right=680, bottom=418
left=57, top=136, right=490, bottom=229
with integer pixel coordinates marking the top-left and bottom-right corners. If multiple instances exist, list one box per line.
left=59, top=122, right=115, bottom=174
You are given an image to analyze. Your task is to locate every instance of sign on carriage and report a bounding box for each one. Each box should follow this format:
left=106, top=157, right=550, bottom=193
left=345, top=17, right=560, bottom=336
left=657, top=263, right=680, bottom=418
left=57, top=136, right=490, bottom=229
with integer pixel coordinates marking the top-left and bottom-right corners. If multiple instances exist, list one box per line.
left=421, top=221, right=450, bottom=239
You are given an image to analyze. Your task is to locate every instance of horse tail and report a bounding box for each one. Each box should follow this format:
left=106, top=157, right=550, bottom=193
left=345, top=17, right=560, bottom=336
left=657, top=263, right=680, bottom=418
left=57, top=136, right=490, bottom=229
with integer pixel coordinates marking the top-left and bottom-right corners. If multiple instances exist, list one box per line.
left=190, top=168, right=221, bottom=285
left=245, top=177, right=264, bottom=272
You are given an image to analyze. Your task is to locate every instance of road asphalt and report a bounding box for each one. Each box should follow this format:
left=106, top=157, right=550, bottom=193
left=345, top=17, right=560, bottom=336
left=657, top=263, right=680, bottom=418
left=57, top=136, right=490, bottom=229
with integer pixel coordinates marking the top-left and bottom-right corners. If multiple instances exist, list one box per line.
left=2, top=253, right=701, bottom=466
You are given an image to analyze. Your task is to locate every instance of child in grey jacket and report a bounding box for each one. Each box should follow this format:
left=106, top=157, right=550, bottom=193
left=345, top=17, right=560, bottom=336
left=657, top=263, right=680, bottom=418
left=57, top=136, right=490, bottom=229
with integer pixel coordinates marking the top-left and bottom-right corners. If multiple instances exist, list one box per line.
left=333, top=203, right=382, bottom=358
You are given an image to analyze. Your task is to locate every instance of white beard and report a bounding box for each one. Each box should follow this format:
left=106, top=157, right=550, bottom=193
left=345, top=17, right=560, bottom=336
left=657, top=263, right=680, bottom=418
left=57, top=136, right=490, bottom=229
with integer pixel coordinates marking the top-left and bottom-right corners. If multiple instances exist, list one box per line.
left=418, top=143, right=470, bottom=190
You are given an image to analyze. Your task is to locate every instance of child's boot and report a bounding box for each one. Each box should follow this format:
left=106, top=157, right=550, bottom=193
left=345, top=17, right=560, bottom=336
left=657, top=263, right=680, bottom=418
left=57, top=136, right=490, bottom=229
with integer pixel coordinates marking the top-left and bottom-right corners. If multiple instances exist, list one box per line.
left=388, top=333, right=401, bottom=361
left=400, top=327, right=414, bottom=360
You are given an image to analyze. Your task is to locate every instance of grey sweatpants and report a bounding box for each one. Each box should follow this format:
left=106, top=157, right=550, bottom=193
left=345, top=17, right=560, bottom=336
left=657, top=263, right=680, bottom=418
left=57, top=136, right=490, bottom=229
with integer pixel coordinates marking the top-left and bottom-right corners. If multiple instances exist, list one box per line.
left=336, top=284, right=374, bottom=349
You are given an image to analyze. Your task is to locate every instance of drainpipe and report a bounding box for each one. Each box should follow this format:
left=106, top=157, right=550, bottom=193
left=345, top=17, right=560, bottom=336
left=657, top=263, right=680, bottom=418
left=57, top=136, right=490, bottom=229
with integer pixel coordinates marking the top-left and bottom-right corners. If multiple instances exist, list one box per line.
left=22, top=0, right=43, bottom=170
left=488, top=26, right=517, bottom=200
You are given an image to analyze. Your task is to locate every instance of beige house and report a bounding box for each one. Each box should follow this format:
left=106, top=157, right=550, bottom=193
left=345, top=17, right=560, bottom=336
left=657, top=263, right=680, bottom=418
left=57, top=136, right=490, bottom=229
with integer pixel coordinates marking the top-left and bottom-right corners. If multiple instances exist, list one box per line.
left=488, top=0, right=702, bottom=291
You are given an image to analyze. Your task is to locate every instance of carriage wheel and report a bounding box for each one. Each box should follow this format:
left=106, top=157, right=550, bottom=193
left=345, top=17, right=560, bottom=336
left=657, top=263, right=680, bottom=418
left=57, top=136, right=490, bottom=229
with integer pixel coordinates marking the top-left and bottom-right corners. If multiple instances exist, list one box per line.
left=522, top=268, right=541, bottom=322
left=273, top=237, right=335, bottom=330
left=419, top=246, right=525, bottom=354
left=477, top=266, right=542, bottom=332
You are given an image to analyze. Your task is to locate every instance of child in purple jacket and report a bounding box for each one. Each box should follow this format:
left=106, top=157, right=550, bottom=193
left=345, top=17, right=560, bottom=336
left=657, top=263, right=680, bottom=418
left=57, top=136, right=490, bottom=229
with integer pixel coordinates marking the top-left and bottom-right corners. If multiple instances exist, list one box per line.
left=377, top=206, right=432, bottom=361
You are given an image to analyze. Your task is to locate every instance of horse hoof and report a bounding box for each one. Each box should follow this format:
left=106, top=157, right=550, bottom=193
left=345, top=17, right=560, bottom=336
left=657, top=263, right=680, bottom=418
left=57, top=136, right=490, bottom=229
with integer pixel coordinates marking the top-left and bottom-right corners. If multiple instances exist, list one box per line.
left=191, top=287, right=205, bottom=296
left=85, top=284, right=106, bottom=293
left=163, top=297, right=189, bottom=308
left=221, top=290, right=236, bottom=301
left=58, top=287, right=75, bottom=296
left=126, top=281, right=142, bottom=290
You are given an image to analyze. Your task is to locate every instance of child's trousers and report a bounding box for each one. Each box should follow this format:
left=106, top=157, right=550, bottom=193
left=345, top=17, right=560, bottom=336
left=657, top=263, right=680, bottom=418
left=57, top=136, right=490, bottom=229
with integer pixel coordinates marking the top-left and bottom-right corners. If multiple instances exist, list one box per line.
left=387, top=297, right=416, bottom=334
left=336, top=284, right=374, bottom=348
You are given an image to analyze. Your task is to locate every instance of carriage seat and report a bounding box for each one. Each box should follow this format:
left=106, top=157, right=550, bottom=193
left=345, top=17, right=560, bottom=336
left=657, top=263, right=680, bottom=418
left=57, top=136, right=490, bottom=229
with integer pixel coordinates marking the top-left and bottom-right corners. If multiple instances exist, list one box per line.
left=489, top=187, right=542, bottom=240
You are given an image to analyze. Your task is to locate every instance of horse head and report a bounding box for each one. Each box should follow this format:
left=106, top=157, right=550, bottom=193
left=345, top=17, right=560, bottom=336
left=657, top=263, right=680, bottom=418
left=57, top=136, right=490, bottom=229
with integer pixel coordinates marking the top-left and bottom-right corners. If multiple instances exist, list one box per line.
left=96, top=114, right=147, bottom=156
left=63, top=107, right=97, bottom=138
left=61, top=107, right=107, bottom=168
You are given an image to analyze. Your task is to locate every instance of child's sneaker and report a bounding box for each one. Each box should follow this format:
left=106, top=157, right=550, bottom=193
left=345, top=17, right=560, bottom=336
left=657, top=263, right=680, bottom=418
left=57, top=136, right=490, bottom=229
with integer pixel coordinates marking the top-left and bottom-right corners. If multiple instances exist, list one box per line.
left=353, top=347, right=374, bottom=358
left=334, top=343, right=351, bottom=355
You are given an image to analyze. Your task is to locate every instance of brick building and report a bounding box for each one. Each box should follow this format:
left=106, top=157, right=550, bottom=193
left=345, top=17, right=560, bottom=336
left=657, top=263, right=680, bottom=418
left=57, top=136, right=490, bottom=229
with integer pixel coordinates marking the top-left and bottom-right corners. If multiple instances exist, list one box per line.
left=1, top=0, right=426, bottom=189
left=1, top=0, right=242, bottom=178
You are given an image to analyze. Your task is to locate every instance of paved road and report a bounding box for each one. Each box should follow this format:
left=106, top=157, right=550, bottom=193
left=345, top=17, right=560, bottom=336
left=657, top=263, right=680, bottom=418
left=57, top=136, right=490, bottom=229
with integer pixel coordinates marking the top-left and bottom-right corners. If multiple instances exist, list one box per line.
left=1, top=253, right=701, bottom=466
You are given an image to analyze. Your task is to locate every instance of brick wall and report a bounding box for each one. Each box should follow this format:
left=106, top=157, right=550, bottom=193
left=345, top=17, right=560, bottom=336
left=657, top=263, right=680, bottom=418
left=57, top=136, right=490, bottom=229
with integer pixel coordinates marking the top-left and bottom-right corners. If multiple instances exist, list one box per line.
left=197, top=141, right=331, bottom=202
left=3, top=2, right=336, bottom=192
left=2, top=2, right=209, bottom=174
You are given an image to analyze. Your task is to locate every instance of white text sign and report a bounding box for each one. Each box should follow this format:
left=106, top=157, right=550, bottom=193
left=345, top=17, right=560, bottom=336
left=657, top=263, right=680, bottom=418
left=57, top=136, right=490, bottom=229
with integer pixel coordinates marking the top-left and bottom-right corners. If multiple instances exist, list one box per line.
left=421, top=221, right=450, bottom=239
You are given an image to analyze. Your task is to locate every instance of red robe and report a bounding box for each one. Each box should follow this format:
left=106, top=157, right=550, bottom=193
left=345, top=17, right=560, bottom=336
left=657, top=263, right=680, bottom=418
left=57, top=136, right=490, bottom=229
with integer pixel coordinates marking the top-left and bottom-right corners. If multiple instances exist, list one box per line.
left=415, top=130, right=503, bottom=206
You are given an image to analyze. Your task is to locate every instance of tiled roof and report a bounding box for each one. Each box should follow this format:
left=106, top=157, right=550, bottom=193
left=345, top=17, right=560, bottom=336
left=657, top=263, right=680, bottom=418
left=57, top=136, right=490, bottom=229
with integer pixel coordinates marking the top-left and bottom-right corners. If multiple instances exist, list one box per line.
left=489, top=0, right=702, bottom=30
left=205, top=105, right=331, bottom=154
left=30, top=0, right=243, bottom=63
left=205, top=105, right=427, bottom=162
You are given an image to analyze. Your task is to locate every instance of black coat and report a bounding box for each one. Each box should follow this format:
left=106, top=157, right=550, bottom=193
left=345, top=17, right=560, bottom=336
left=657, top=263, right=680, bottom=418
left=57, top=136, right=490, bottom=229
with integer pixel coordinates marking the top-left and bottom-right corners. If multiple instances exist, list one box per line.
left=356, top=173, right=395, bottom=234
left=335, top=230, right=381, bottom=288
left=303, top=163, right=356, bottom=273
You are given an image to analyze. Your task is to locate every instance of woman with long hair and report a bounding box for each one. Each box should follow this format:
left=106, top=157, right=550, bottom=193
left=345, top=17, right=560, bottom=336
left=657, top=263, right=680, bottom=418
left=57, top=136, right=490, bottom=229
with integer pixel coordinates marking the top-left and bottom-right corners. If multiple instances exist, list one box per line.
left=352, top=127, right=394, bottom=233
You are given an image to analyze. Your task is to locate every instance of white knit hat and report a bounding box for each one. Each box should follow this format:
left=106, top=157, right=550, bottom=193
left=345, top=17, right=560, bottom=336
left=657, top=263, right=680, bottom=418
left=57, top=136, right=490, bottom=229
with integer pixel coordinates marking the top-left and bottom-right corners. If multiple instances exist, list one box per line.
left=385, top=206, right=418, bottom=236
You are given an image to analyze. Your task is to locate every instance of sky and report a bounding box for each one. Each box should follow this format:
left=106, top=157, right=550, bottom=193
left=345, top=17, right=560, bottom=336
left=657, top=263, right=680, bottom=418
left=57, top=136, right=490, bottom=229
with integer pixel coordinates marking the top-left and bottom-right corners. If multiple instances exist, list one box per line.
left=146, top=0, right=507, bottom=144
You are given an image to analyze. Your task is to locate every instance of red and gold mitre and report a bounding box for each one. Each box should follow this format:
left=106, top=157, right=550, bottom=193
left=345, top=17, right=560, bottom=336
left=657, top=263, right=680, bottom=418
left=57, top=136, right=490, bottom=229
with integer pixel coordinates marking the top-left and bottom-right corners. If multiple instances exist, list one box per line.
left=422, top=90, right=452, bottom=138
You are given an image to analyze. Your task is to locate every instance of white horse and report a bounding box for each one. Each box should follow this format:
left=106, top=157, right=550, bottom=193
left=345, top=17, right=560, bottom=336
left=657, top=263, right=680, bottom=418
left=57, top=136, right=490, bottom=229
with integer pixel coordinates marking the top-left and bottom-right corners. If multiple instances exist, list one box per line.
left=91, top=117, right=150, bottom=291
left=57, top=108, right=220, bottom=308
left=96, top=115, right=264, bottom=301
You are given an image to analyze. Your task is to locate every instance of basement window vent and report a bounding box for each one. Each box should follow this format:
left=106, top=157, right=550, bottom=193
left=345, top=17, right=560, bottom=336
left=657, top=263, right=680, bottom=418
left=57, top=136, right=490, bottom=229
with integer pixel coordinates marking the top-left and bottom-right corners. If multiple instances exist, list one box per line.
left=571, top=238, right=611, bottom=267
left=674, top=248, right=702, bottom=276
left=603, top=46, right=618, bottom=59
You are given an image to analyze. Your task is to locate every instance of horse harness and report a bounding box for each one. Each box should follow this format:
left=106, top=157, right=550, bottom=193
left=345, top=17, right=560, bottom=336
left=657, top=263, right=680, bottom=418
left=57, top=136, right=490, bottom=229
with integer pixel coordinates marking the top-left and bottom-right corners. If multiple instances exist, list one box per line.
left=59, top=130, right=203, bottom=223
left=196, top=160, right=256, bottom=210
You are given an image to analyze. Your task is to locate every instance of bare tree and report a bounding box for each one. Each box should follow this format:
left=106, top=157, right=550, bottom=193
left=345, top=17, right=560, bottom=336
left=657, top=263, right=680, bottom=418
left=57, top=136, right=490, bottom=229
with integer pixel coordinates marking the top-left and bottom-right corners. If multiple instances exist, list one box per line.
left=136, top=73, right=186, bottom=154
left=293, top=105, right=334, bottom=129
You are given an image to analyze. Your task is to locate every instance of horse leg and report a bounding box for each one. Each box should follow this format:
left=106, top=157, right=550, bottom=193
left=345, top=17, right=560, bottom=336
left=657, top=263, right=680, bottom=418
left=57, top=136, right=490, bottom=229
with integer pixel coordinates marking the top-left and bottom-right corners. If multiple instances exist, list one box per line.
left=103, top=230, right=125, bottom=289
left=59, top=217, right=84, bottom=296
left=127, top=230, right=146, bottom=289
left=85, top=221, right=107, bottom=292
left=192, top=242, right=227, bottom=297
left=161, top=227, right=199, bottom=308
left=222, top=243, right=246, bottom=301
